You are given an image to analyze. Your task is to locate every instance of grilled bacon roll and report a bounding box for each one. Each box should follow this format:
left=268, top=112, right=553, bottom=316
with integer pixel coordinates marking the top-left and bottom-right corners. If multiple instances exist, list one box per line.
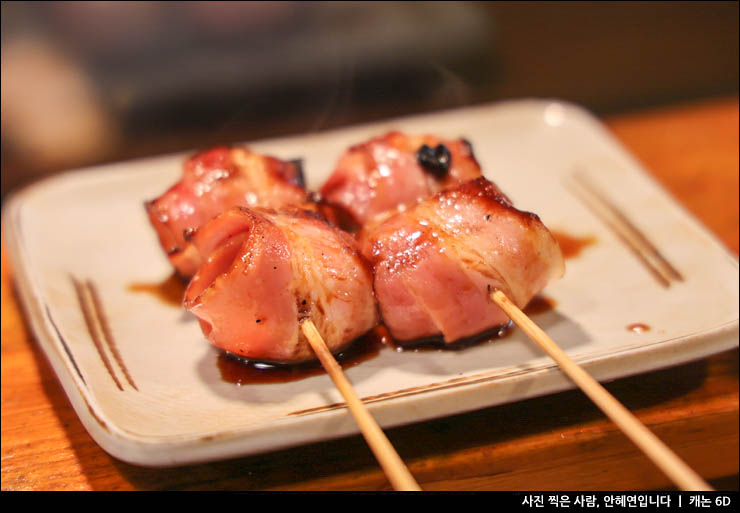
left=358, top=178, right=564, bottom=344
left=146, top=146, right=308, bottom=278
left=319, top=132, right=482, bottom=230
left=183, top=206, right=379, bottom=364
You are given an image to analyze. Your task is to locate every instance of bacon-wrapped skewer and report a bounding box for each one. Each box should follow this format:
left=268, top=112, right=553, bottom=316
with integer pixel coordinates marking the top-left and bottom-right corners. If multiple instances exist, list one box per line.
left=146, top=146, right=308, bottom=278
left=320, top=132, right=483, bottom=229
left=358, top=177, right=565, bottom=345
left=183, top=206, right=379, bottom=364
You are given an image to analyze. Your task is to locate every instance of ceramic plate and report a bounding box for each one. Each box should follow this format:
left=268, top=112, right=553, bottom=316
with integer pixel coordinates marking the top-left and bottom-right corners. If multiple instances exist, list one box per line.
left=3, top=100, right=738, bottom=466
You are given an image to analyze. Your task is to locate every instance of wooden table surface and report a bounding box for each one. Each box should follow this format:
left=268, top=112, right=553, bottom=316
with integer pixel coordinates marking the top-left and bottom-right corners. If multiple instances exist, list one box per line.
left=2, top=97, right=738, bottom=491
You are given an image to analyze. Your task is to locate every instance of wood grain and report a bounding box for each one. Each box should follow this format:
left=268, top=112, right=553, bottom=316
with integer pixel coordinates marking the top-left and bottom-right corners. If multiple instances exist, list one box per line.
left=607, top=98, right=739, bottom=255
left=1, top=97, right=738, bottom=491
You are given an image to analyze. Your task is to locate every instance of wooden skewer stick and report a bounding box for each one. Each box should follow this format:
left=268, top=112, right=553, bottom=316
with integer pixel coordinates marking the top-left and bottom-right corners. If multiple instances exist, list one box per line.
left=490, top=289, right=712, bottom=491
left=301, top=320, right=422, bottom=491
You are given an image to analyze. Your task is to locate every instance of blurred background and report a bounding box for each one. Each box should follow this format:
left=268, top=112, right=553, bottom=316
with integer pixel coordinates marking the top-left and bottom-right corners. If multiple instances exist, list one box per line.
left=1, top=1, right=738, bottom=198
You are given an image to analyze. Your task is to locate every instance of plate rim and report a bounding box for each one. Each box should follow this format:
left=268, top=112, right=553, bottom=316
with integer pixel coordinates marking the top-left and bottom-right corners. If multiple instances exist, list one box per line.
left=2, top=98, right=738, bottom=467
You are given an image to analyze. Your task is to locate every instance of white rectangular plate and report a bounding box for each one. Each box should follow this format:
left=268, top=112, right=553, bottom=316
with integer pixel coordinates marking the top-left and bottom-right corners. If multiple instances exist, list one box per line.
left=3, top=100, right=738, bottom=467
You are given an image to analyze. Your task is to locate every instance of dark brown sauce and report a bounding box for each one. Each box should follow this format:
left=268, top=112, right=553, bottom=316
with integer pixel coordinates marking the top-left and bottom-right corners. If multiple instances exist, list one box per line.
left=387, top=323, right=514, bottom=353
left=218, top=320, right=519, bottom=384
left=392, top=296, right=556, bottom=354
left=218, top=327, right=389, bottom=385
left=627, top=323, right=650, bottom=333
left=524, top=295, right=557, bottom=315
left=552, top=230, right=596, bottom=259
left=127, top=273, right=187, bottom=306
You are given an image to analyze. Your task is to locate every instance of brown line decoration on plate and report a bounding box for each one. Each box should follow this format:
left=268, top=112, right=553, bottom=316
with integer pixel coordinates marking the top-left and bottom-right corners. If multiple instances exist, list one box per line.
left=579, top=173, right=683, bottom=281
left=566, top=171, right=683, bottom=287
left=71, top=275, right=124, bottom=391
left=13, top=210, right=89, bottom=387
left=45, top=305, right=87, bottom=386
left=87, top=280, right=139, bottom=391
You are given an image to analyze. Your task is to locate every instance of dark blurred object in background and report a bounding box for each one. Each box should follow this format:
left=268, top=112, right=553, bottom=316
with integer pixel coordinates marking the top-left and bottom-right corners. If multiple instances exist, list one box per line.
left=1, top=1, right=738, bottom=199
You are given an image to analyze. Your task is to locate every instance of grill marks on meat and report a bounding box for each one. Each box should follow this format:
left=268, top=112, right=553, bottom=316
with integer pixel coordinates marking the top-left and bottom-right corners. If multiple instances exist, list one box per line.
left=183, top=207, right=378, bottom=364
left=146, top=147, right=308, bottom=277
left=358, top=178, right=565, bottom=344
left=320, top=132, right=482, bottom=228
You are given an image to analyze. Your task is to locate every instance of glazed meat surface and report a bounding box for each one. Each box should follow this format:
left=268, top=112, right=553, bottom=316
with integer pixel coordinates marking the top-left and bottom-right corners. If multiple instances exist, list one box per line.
left=358, top=178, right=564, bottom=344
left=320, top=132, right=482, bottom=229
left=146, top=146, right=308, bottom=277
left=183, top=207, right=379, bottom=364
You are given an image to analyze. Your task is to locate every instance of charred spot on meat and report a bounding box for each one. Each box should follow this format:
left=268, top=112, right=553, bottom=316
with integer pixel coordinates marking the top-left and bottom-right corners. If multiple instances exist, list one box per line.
left=416, top=144, right=451, bottom=177
left=288, top=158, right=306, bottom=187
left=297, top=297, right=311, bottom=321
